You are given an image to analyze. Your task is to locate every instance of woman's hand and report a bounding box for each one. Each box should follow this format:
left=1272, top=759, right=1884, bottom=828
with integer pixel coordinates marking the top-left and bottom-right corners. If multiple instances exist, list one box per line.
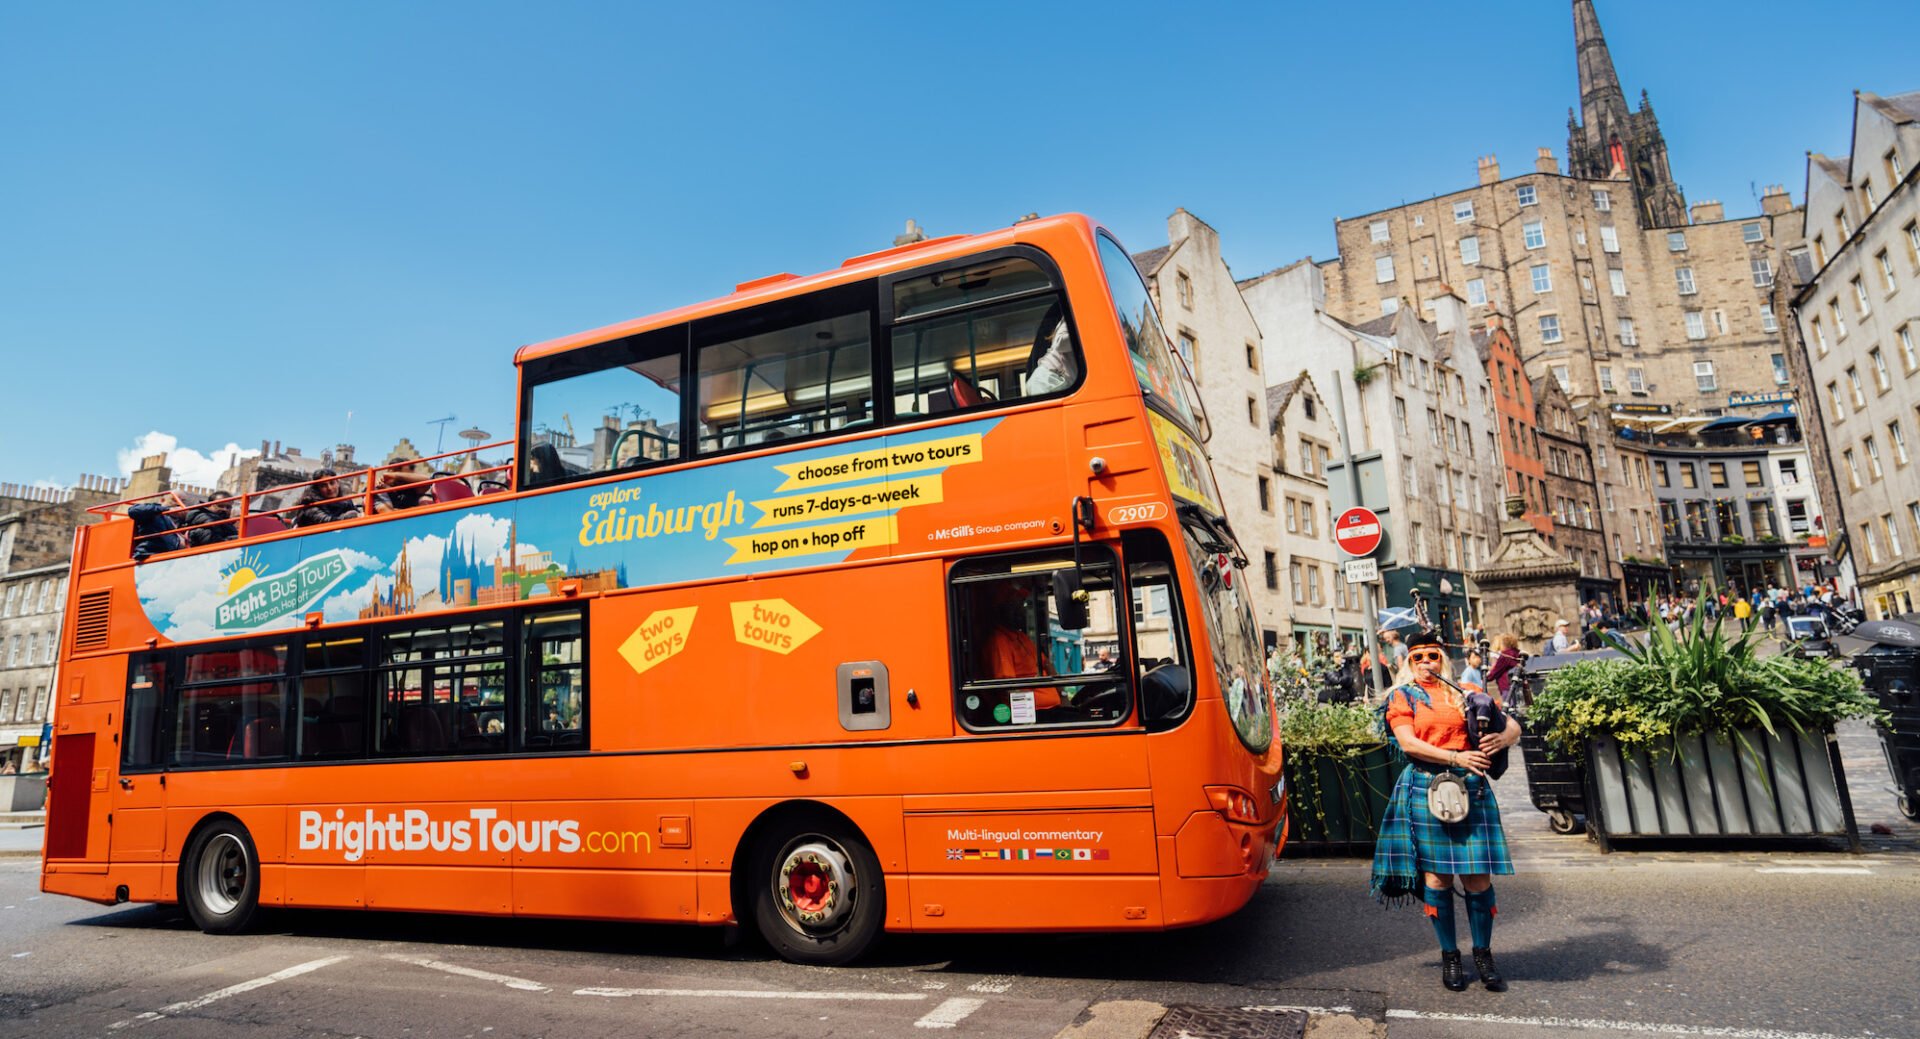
left=1455, top=748, right=1493, bottom=775
left=1478, top=731, right=1513, bottom=755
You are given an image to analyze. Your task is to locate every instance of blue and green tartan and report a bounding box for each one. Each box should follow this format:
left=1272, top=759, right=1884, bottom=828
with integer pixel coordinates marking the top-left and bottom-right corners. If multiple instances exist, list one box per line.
left=1370, top=765, right=1513, bottom=905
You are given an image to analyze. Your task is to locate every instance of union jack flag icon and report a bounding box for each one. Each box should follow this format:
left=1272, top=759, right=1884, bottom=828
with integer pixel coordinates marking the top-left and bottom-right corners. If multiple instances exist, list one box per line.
left=946, top=848, right=963, bottom=860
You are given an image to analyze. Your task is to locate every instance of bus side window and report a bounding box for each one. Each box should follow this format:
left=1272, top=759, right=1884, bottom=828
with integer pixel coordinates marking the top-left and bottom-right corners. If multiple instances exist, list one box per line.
left=694, top=283, right=874, bottom=455
left=172, top=643, right=291, bottom=765
left=521, top=324, right=684, bottom=488
left=1120, top=529, right=1194, bottom=728
left=122, top=654, right=167, bottom=771
left=522, top=609, right=585, bottom=750
left=890, top=253, right=1079, bottom=419
left=950, top=550, right=1127, bottom=732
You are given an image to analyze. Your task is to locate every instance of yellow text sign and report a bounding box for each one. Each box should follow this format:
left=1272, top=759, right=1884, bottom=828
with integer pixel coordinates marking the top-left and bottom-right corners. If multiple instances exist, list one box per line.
left=750, top=474, right=944, bottom=528
left=730, top=598, right=822, bottom=655
left=617, top=607, right=698, bottom=675
left=724, top=516, right=897, bottom=564
left=773, top=433, right=982, bottom=491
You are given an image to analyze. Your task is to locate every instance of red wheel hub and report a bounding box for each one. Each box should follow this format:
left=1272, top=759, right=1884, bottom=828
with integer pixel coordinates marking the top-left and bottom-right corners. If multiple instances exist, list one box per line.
left=787, top=860, right=831, bottom=913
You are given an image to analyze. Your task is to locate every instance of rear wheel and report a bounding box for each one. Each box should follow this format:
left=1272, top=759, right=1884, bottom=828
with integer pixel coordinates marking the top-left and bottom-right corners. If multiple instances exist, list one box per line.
left=751, top=813, right=884, bottom=965
left=181, top=819, right=260, bottom=935
left=1546, top=809, right=1580, bottom=835
left=1898, top=795, right=1919, bottom=822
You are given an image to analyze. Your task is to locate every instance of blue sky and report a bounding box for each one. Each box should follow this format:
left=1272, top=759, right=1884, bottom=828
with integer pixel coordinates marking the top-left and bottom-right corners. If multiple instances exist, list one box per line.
left=2, top=1, right=1913, bottom=490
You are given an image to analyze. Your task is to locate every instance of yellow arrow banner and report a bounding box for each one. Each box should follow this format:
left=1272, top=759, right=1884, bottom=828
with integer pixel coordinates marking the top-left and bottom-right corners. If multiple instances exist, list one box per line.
left=772, top=433, right=982, bottom=491
left=724, top=515, right=897, bottom=564
left=730, top=598, right=823, bottom=655
left=749, top=474, right=944, bottom=528
left=617, top=607, right=697, bottom=675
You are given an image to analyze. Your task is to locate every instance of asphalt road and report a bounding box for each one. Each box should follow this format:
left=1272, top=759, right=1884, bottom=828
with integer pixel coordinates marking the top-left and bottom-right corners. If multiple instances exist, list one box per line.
left=3, top=850, right=1916, bottom=1039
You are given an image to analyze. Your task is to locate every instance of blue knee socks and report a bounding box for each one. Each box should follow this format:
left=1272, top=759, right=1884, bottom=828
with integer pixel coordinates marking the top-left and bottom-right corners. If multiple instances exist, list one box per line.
left=1422, top=886, right=1458, bottom=953
left=1464, top=887, right=1497, bottom=949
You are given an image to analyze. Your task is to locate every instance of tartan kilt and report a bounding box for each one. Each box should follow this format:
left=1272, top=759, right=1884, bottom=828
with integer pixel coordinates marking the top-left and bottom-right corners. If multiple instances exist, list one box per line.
left=1374, top=765, right=1514, bottom=888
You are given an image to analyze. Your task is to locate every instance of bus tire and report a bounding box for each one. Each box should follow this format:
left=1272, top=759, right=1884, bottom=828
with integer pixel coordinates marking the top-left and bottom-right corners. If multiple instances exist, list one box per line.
left=181, top=818, right=261, bottom=935
left=750, top=811, right=884, bottom=966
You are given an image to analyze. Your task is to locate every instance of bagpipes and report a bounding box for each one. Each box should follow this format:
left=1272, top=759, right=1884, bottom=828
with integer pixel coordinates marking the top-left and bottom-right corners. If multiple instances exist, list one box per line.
left=1406, top=592, right=1511, bottom=780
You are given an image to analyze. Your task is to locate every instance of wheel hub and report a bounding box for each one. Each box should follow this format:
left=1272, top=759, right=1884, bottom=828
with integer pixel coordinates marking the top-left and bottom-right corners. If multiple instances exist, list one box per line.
left=774, top=839, right=852, bottom=932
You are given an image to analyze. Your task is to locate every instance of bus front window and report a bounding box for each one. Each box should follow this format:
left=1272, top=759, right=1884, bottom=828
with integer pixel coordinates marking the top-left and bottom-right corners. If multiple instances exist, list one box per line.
left=1097, top=233, right=1198, bottom=432
left=1178, top=513, right=1272, bottom=753
left=522, top=326, right=684, bottom=487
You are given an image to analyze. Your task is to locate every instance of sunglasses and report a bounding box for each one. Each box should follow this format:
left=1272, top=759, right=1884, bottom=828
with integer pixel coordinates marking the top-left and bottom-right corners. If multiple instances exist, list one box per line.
left=1407, top=649, right=1446, bottom=663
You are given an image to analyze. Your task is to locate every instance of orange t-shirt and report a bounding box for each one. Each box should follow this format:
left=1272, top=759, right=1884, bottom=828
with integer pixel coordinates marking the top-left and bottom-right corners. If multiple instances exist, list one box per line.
left=982, top=628, right=1063, bottom=709
left=1385, top=680, right=1495, bottom=751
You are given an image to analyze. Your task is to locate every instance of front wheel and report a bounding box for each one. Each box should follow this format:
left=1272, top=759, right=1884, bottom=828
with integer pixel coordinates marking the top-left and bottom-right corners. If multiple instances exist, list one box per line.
left=1899, top=795, right=1919, bottom=822
left=181, top=818, right=261, bottom=934
left=751, top=814, right=884, bottom=965
left=1546, top=809, right=1580, bottom=835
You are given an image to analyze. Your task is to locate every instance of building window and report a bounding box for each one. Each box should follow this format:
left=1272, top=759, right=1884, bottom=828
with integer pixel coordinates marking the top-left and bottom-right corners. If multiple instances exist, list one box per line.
left=1844, top=449, right=1861, bottom=489
left=1838, top=209, right=1853, bottom=239
left=1593, top=189, right=1611, bottom=211
left=1301, top=498, right=1316, bottom=536
left=1600, top=225, right=1619, bottom=253
left=1539, top=314, right=1563, bottom=343
left=1888, top=515, right=1905, bottom=558
left=1599, top=365, right=1615, bottom=392
left=1524, top=221, right=1545, bottom=249
left=1290, top=561, right=1305, bottom=604
left=1709, top=461, right=1728, bottom=488
left=1780, top=458, right=1800, bottom=484
left=1609, top=268, right=1627, bottom=297
left=1864, top=180, right=1879, bottom=210
left=1831, top=299, right=1848, bottom=339
left=1751, top=258, right=1773, bottom=287
left=1668, top=231, right=1688, bottom=252
left=1628, top=367, right=1646, bottom=393
left=1854, top=276, right=1871, bottom=315
left=1285, top=497, right=1298, bottom=533
left=1459, top=235, right=1480, bottom=265
left=1828, top=381, right=1847, bottom=421
left=1741, top=221, right=1764, bottom=243
left=1866, top=436, right=1884, bottom=480
left=1531, top=264, right=1552, bottom=293
left=1761, top=307, right=1779, bottom=333
left=1812, top=316, right=1829, bottom=354
left=1264, top=551, right=1280, bottom=591
left=1742, top=460, right=1763, bottom=486
left=1369, top=220, right=1390, bottom=243
left=1848, top=366, right=1866, bottom=407
left=1900, top=326, right=1917, bottom=371
left=1466, top=278, right=1487, bottom=305
left=1177, top=331, right=1196, bottom=369
left=1772, top=353, right=1790, bottom=386
left=1872, top=348, right=1892, bottom=390
left=1906, top=221, right=1920, bottom=270
left=1517, top=184, right=1537, bottom=206
left=1891, top=422, right=1910, bottom=467
left=1863, top=523, right=1880, bottom=565
left=1712, top=309, right=1728, bottom=336
left=1247, top=395, right=1259, bottom=425
left=1891, top=147, right=1908, bottom=184
left=1300, top=439, right=1318, bottom=475
left=1246, top=343, right=1258, bottom=370
left=1375, top=255, right=1395, bottom=283
left=1552, top=365, right=1571, bottom=391
left=1676, top=267, right=1697, bottom=295
left=1693, top=360, right=1716, bottom=391
left=1454, top=200, right=1474, bottom=223
left=1176, top=271, right=1193, bottom=308
left=1685, top=311, right=1707, bottom=340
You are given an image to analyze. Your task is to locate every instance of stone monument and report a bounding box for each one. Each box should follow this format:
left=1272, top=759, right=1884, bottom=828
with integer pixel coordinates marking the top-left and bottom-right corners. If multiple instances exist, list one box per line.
left=1469, top=495, right=1582, bottom=656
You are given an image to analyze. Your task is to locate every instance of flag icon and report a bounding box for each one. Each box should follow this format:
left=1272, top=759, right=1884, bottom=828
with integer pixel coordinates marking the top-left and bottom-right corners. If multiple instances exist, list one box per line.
left=1091, top=848, right=1110, bottom=861
left=1053, top=849, right=1071, bottom=860
left=1072, top=848, right=1092, bottom=861
left=1016, top=849, right=1031, bottom=860
left=1032, top=848, right=1051, bottom=858
left=963, top=849, right=981, bottom=859
left=946, top=848, right=962, bottom=860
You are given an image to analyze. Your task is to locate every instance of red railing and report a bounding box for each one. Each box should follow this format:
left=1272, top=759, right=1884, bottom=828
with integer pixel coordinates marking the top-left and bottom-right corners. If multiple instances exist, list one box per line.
left=90, top=441, right=516, bottom=560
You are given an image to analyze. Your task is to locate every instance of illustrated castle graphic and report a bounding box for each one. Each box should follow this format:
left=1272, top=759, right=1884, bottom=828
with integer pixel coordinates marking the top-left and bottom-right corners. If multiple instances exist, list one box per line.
left=360, top=517, right=622, bottom=620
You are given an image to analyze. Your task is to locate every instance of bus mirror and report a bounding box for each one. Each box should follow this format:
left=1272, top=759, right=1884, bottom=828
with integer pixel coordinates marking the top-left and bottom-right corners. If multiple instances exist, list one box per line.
left=1051, top=569, right=1089, bottom=630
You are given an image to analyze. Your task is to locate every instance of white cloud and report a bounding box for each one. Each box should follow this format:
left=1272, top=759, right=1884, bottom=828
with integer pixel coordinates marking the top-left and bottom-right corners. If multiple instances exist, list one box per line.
left=117, top=431, right=260, bottom=488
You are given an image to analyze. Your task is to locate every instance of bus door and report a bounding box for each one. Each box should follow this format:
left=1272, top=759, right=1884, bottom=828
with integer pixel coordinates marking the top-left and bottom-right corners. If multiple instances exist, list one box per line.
left=110, top=654, right=170, bottom=869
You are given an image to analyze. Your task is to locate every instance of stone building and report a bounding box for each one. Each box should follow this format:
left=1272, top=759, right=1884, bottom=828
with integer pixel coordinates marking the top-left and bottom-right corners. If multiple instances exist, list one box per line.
left=1478, top=319, right=1550, bottom=535
left=1132, top=210, right=1288, bottom=641
left=1532, top=376, right=1614, bottom=609
left=1265, top=373, right=1371, bottom=655
left=1648, top=415, right=1820, bottom=593
left=1790, top=90, right=1920, bottom=619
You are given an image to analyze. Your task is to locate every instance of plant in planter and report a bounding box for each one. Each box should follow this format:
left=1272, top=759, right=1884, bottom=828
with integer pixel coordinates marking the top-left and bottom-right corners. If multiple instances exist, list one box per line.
left=1529, top=593, right=1884, bottom=842
left=1278, top=699, right=1399, bottom=849
left=1720, top=533, right=1746, bottom=545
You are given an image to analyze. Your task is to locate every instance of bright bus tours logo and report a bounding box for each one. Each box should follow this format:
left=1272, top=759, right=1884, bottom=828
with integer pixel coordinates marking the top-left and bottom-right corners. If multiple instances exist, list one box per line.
left=216, top=548, right=352, bottom=630
left=297, top=808, right=653, bottom=862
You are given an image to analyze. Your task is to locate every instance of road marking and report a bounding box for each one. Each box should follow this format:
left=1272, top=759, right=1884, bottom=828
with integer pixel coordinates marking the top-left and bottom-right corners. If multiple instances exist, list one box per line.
left=966, top=974, right=1016, bottom=993
left=914, top=997, right=986, bottom=1029
left=1383, top=1008, right=1876, bottom=1039
left=11, top=951, right=30, bottom=958
left=109, top=955, right=349, bottom=1029
left=384, top=953, right=550, bottom=992
left=1754, top=866, right=1873, bottom=875
left=577, top=987, right=926, bottom=1001
left=1246, top=1004, right=1356, bottom=1015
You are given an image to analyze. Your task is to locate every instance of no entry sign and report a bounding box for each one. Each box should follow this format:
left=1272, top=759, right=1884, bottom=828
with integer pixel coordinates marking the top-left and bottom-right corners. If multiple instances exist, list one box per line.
left=1333, top=507, right=1383, bottom=557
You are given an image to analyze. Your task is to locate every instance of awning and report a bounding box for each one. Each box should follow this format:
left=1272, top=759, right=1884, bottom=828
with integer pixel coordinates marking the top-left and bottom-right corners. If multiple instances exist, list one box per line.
left=1654, top=415, right=1716, bottom=433
left=1752, top=410, right=1797, bottom=423
left=1701, top=416, right=1754, bottom=431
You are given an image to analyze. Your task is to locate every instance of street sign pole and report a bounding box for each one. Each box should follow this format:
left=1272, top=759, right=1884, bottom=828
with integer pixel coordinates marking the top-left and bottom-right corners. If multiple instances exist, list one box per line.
left=1332, top=368, right=1387, bottom=699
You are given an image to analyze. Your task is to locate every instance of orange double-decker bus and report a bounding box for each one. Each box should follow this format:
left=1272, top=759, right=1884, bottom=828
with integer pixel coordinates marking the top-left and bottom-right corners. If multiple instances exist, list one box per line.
left=42, top=214, right=1283, bottom=964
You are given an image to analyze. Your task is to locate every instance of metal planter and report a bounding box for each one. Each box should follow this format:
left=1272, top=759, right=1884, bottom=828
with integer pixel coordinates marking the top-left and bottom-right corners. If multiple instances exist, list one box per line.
left=1584, top=728, right=1860, bottom=851
left=1280, top=742, right=1402, bottom=855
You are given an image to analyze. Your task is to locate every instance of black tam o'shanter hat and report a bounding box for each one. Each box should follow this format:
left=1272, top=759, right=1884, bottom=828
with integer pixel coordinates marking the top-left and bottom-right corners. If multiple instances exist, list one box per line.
left=1403, top=628, right=1444, bottom=651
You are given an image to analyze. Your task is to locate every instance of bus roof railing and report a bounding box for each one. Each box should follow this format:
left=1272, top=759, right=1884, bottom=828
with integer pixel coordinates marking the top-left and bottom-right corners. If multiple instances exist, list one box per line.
left=88, top=439, right=515, bottom=559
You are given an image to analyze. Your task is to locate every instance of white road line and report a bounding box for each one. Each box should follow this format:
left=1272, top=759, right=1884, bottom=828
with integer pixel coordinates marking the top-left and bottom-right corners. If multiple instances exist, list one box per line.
left=383, top=953, right=550, bottom=992
left=914, top=997, right=986, bottom=1029
left=966, top=974, right=1016, bottom=994
left=1754, top=866, right=1873, bottom=875
left=1384, top=1008, right=1875, bottom=1039
left=576, top=987, right=926, bottom=1001
left=108, top=955, right=349, bottom=1029
left=1245, top=1004, right=1356, bottom=1015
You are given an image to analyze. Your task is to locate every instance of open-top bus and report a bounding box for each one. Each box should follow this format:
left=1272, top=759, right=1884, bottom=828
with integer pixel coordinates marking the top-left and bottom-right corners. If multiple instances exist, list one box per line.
left=42, top=214, right=1284, bottom=963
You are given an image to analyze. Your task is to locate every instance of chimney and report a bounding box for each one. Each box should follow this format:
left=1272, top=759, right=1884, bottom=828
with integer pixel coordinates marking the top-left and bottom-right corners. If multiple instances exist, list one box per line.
left=1426, top=291, right=1467, bottom=335
left=1476, top=155, right=1501, bottom=185
left=1535, top=147, right=1559, bottom=175
left=1689, top=199, right=1724, bottom=224
left=1761, top=184, right=1794, bottom=216
left=893, top=220, right=927, bottom=247
left=126, top=454, right=172, bottom=499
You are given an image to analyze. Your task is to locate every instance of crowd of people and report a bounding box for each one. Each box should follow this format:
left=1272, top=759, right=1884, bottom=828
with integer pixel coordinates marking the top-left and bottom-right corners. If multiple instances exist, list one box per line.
left=126, top=464, right=445, bottom=560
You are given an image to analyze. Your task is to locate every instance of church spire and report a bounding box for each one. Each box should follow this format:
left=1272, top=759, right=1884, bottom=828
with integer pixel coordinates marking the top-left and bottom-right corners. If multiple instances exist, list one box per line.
left=1565, top=0, right=1688, bottom=227
left=1572, top=0, right=1626, bottom=136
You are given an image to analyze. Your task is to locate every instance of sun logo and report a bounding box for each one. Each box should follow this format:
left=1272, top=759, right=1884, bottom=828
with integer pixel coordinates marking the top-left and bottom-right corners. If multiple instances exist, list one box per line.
left=219, top=549, right=267, bottom=595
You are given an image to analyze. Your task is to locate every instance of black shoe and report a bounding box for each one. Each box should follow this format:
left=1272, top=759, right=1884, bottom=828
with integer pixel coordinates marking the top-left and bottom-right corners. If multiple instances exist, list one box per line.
left=1472, top=947, right=1508, bottom=992
left=1441, top=950, right=1467, bottom=991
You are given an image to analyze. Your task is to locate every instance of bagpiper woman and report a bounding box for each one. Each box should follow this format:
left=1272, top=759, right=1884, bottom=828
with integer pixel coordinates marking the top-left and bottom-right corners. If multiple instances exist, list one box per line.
left=1369, top=628, right=1522, bottom=992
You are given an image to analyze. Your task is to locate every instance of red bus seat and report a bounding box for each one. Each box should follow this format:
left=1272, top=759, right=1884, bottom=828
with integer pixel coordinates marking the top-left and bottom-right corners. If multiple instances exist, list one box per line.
left=228, top=716, right=284, bottom=760
left=432, top=476, right=475, bottom=503
left=242, top=514, right=287, bottom=537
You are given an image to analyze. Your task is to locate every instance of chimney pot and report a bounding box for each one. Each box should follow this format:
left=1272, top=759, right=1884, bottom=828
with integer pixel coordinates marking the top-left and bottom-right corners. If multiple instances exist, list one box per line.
left=1535, top=147, right=1558, bottom=174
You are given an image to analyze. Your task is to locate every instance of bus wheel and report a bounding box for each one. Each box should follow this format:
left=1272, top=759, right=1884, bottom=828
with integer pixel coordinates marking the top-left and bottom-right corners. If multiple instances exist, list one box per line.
left=182, top=819, right=261, bottom=935
left=752, top=814, right=884, bottom=965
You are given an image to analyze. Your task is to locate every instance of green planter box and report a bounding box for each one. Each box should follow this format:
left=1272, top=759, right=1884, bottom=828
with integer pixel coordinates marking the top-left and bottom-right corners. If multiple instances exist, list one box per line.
left=1585, top=727, right=1860, bottom=850
left=1281, top=742, right=1402, bottom=855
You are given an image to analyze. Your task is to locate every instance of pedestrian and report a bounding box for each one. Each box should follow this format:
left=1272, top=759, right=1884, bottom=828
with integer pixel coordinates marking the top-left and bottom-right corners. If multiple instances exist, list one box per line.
left=1486, top=633, right=1523, bottom=701
left=1733, top=595, right=1752, bottom=631
left=1370, top=628, right=1521, bottom=992
left=1460, top=649, right=1486, bottom=688
left=1548, top=619, right=1572, bottom=655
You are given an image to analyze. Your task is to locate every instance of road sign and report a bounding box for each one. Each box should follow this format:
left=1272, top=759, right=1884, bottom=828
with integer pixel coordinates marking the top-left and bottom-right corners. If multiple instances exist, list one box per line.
left=1344, top=558, right=1379, bottom=583
left=1333, top=507, right=1383, bottom=557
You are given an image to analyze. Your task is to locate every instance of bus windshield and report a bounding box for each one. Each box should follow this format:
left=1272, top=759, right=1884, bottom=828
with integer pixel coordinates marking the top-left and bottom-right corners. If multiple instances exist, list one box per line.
left=1178, top=507, right=1272, bottom=753
left=1096, top=233, right=1199, bottom=433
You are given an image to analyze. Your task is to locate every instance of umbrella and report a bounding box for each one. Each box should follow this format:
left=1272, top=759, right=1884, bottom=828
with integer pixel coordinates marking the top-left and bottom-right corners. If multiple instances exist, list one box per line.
left=1377, top=606, right=1421, bottom=631
left=1701, top=416, right=1753, bottom=430
left=1851, top=619, right=1920, bottom=648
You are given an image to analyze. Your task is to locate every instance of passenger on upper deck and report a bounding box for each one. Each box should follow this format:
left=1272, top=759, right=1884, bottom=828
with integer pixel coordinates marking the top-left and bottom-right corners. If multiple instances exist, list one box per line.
left=291, top=470, right=362, bottom=528
left=371, top=463, right=433, bottom=514
left=180, top=497, right=238, bottom=547
left=527, top=443, right=570, bottom=485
